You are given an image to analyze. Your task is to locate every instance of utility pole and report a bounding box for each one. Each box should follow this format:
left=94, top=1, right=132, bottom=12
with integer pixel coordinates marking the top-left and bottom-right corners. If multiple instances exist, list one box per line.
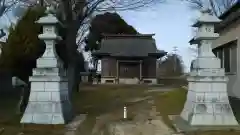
left=173, top=46, right=178, bottom=73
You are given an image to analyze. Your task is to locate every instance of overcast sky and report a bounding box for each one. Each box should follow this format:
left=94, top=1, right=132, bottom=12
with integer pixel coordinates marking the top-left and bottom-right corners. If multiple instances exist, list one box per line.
left=120, top=0, right=197, bottom=72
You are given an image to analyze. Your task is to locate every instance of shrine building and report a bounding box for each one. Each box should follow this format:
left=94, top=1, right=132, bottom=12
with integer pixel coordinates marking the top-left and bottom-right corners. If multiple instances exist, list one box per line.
left=92, top=34, right=167, bottom=84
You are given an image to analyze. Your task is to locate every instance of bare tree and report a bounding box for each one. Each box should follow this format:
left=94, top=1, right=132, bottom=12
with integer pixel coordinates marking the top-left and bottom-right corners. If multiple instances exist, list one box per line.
left=157, top=53, right=185, bottom=77
left=0, top=0, right=18, bottom=17
left=0, top=0, right=17, bottom=39
left=0, top=0, right=37, bottom=39
left=184, top=0, right=237, bottom=16
left=31, top=0, right=165, bottom=95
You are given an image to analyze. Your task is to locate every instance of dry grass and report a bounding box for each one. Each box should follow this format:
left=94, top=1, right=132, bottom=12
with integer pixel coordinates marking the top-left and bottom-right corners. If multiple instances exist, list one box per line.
left=1, top=85, right=240, bottom=135
left=153, top=88, right=187, bottom=129
left=0, top=84, right=151, bottom=135
left=73, top=84, right=150, bottom=116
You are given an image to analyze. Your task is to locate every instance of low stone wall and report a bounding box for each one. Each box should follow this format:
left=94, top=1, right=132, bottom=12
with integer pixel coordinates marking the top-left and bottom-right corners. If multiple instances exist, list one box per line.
left=101, top=77, right=116, bottom=84
left=119, top=78, right=139, bottom=84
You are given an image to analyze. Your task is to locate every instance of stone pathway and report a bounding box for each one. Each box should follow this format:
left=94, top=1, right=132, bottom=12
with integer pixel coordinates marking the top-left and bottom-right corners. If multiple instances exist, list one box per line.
left=104, top=102, right=175, bottom=135
left=65, top=114, right=87, bottom=135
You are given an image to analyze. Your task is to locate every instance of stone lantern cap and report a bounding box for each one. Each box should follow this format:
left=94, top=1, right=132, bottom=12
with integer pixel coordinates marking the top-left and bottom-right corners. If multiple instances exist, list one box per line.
left=36, top=14, right=59, bottom=24
left=192, top=8, right=221, bottom=27
left=38, top=33, right=62, bottom=40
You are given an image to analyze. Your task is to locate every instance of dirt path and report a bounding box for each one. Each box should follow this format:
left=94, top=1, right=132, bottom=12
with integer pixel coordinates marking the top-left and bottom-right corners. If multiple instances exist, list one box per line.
left=70, top=85, right=180, bottom=135
left=75, top=97, right=176, bottom=135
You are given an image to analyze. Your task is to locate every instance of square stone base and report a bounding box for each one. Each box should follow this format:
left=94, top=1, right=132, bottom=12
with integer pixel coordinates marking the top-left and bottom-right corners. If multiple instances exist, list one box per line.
left=168, top=115, right=240, bottom=133
left=21, top=101, right=73, bottom=124
left=21, top=75, right=73, bottom=124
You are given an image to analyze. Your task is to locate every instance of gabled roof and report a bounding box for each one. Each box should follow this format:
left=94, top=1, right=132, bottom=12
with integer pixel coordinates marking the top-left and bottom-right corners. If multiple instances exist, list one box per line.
left=93, top=34, right=167, bottom=58
left=102, top=34, right=155, bottom=38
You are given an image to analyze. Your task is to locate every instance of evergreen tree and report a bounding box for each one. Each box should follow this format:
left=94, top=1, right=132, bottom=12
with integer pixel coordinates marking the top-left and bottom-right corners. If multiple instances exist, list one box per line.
left=84, top=12, right=138, bottom=52
left=0, top=7, right=45, bottom=82
left=84, top=12, right=138, bottom=71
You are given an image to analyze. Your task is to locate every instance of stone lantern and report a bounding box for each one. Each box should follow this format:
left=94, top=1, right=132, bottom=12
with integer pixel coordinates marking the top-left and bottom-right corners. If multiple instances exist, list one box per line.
left=21, top=8, right=72, bottom=124
left=179, top=9, right=238, bottom=126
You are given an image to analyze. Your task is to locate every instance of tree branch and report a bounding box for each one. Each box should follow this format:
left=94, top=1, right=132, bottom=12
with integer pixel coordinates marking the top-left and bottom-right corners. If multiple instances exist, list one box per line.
left=0, top=0, right=19, bottom=17
left=185, top=0, right=237, bottom=16
left=78, top=0, right=104, bottom=20
left=96, top=0, right=161, bottom=11
left=209, top=0, right=219, bottom=16
left=61, top=0, right=73, bottom=22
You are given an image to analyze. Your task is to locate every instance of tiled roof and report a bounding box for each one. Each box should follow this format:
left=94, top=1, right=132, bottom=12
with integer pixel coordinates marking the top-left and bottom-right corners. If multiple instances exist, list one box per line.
left=93, top=34, right=166, bottom=57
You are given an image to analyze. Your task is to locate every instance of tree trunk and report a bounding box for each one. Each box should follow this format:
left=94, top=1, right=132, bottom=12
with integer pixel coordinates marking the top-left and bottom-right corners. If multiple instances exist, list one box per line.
left=66, top=63, right=80, bottom=98
left=65, top=21, right=80, bottom=100
left=17, top=86, right=30, bottom=114
left=74, top=64, right=80, bottom=91
left=67, top=64, right=75, bottom=100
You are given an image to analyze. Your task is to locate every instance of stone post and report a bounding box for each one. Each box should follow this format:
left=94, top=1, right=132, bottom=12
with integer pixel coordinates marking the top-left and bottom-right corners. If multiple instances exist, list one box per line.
left=20, top=8, right=72, bottom=124
left=179, top=9, right=238, bottom=126
left=0, top=45, right=2, bottom=56
left=116, top=60, right=119, bottom=84
left=139, top=60, right=142, bottom=82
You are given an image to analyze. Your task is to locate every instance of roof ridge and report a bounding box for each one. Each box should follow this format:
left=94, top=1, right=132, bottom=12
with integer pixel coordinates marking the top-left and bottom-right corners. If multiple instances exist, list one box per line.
left=102, top=34, right=155, bottom=38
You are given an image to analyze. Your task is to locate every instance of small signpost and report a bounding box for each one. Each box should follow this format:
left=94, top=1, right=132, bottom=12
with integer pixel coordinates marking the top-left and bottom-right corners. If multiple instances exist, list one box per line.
left=124, top=106, right=127, bottom=119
